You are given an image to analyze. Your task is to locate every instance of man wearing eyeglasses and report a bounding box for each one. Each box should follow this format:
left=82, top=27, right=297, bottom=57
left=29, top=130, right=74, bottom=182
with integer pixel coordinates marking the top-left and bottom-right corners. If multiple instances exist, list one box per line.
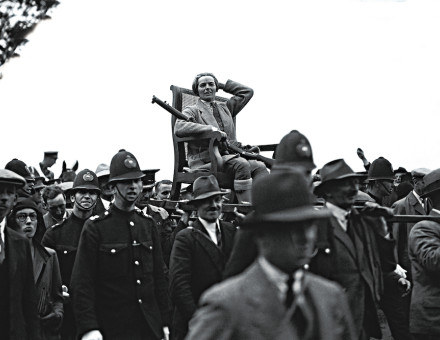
left=169, top=175, right=237, bottom=340
left=0, top=169, right=41, bottom=339
left=42, top=169, right=101, bottom=340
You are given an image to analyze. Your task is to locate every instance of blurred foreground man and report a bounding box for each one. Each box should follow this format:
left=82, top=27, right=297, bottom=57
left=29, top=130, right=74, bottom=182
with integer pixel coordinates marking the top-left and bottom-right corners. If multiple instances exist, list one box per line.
left=71, top=150, right=170, bottom=340
left=187, top=169, right=355, bottom=340
left=0, top=169, right=41, bottom=340
left=408, top=168, right=440, bottom=340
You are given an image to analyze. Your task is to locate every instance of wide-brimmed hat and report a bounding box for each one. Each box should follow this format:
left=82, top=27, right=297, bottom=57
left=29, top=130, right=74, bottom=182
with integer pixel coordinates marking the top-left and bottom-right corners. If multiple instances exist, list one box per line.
left=367, top=157, right=394, bottom=181
left=242, top=169, right=331, bottom=227
left=421, top=168, right=440, bottom=197
left=314, top=159, right=366, bottom=195
left=273, top=130, right=316, bottom=171
left=191, top=175, right=227, bottom=202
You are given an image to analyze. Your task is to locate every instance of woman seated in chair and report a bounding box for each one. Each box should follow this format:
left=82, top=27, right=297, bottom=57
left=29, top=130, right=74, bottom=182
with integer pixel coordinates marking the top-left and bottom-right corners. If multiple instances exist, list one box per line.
left=174, top=72, right=268, bottom=203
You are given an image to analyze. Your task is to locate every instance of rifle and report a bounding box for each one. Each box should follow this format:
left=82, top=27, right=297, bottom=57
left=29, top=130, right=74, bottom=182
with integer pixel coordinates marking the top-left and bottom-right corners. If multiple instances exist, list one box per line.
left=152, top=95, right=274, bottom=169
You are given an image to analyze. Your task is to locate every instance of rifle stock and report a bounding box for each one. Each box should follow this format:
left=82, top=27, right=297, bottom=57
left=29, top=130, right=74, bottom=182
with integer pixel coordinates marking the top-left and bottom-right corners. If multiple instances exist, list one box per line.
left=152, top=95, right=274, bottom=169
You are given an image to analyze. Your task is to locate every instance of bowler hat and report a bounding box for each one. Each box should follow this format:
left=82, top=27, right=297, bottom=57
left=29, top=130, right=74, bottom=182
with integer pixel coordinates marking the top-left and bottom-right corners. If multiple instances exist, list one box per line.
left=314, top=159, right=366, bottom=195
left=368, top=157, right=394, bottom=181
left=421, top=168, right=440, bottom=197
left=191, top=175, right=227, bottom=202
left=273, top=130, right=316, bottom=171
left=0, top=169, right=26, bottom=188
left=242, top=169, right=331, bottom=227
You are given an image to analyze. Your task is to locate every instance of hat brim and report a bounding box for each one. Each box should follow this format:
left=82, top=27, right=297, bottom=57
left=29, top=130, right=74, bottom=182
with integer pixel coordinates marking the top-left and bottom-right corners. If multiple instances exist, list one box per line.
left=366, top=177, right=394, bottom=182
left=108, top=171, right=145, bottom=183
left=314, top=173, right=367, bottom=194
left=96, top=170, right=110, bottom=178
left=71, top=185, right=101, bottom=193
left=0, top=178, right=26, bottom=188
left=242, top=206, right=331, bottom=228
left=190, top=190, right=228, bottom=202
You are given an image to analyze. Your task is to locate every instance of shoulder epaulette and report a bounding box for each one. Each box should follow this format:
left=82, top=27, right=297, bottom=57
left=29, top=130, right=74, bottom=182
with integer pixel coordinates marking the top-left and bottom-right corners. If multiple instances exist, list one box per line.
left=51, top=219, right=67, bottom=229
left=148, top=205, right=169, bottom=220
left=136, top=208, right=153, bottom=220
left=89, top=210, right=111, bottom=222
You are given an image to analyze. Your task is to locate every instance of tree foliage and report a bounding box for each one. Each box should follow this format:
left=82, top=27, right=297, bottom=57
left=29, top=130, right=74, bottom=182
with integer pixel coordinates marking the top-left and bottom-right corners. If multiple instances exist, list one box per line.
left=0, top=0, right=60, bottom=68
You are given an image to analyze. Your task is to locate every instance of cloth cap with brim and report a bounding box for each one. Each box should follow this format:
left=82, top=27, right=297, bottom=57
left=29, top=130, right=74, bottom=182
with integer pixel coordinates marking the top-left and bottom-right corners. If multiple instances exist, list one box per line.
left=273, top=130, right=316, bottom=171
left=411, top=168, right=431, bottom=178
left=95, top=164, right=110, bottom=178
left=314, top=159, right=366, bottom=196
left=190, top=175, right=228, bottom=202
left=108, top=150, right=145, bottom=183
left=242, top=169, right=331, bottom=228
left=141, top=169, right=159, bottom=188
left=0, top=169, right=26, bottom=188
left=421, top=168, right=440, bottom=197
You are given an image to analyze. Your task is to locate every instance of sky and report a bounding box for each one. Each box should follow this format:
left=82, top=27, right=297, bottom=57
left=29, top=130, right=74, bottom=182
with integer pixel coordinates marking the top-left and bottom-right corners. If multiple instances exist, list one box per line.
left=1, top=0, right=440, bottom=181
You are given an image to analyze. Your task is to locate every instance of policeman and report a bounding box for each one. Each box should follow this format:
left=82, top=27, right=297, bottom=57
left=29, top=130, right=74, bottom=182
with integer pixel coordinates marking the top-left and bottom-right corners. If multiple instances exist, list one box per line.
left=70, top=150, right=170, bottom=340
left=42, top=169, right=101, bottom=340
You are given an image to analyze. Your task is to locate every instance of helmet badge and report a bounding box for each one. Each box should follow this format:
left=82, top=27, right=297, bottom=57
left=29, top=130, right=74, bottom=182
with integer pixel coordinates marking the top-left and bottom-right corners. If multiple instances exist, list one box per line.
left=124, top=155, right=137, bottom=169
left=83, top=172, right=94, bottom=182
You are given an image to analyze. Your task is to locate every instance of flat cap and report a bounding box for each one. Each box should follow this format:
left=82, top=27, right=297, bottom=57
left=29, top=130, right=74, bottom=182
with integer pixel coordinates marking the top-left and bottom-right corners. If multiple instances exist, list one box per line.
left=0, top=169, right=26, bottom=187
left=411, top=168, right=431, bottom=178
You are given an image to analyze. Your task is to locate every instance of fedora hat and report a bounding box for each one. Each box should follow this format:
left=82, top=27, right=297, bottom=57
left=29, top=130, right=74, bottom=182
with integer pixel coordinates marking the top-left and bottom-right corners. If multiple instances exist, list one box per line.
left=242, top=169, right=331, bottom=227
left=191, top=175, right=227, bottom=202
left=314, top=159, right=366, bottom=195
left=421, top=168, right=440, bottom=197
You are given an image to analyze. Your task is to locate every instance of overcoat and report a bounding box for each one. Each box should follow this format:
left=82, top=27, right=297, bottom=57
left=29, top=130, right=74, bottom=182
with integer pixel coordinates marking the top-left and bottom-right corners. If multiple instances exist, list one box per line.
left=169, top=219, right=236, bottom=339
left=408, top=210, right=440, bottom=335
left=186, top=260, right=356, bottom=340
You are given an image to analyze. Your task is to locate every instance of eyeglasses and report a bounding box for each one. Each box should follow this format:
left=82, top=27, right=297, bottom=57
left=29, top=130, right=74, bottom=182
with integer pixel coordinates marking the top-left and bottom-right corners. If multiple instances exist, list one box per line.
left=16, top=213, right=38, bottom=222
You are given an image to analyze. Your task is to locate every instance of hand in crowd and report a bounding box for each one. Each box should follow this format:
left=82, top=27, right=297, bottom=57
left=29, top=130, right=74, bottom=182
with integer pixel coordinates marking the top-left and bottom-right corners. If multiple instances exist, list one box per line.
left=398, top=278, right=411, bottom=297
left=81, top=330, right=103, bottom=340
left=394, top=264, right=407, bottom=279
left=40, top=311, right=63, bottom=329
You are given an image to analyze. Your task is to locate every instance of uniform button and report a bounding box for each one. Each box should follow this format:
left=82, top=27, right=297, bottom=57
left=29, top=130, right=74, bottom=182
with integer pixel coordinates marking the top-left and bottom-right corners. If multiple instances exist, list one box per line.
left=325, top=248, right=331, bottom=254
left=133, top=240, right=137, bottom=244
left=130, top=221, right=134, bottom=226
left=136, top=280, right=141, bottom=285
left=104, top=211, right=109, bottom=215
left=149, top=246, right=153, bottom=250
left=63, top=250, right=67, bottom=254
left=134, top=261, right=140, bottom=266
left=111, top=249, right=116, bottom=253
left=138, top=299, right=142, bottom=304
left=304, top=264, right=309, bottom=270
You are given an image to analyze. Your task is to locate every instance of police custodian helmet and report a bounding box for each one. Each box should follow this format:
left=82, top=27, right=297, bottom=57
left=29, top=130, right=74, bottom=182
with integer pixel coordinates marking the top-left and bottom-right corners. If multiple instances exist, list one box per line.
left=72, top=169, right=101, bottom=193
left=108, top=149, right=145, bottom=183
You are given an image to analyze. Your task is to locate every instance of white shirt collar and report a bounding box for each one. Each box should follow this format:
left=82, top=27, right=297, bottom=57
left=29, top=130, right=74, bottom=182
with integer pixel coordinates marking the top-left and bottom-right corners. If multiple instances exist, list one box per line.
left=0, top=217, right=6, bottom=245
left=326, top=202, right=349, bottom=232
left=412, top=190, right=424, bottom=207
left=198, top=217, right=220, bottom=244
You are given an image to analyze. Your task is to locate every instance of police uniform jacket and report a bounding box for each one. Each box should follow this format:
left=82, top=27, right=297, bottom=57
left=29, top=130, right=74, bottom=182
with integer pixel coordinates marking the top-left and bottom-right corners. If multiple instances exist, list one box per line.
left=186, top=260, right=355, bottom=340
left=174, top=80, right=253, bottom=169
left=70, top=205, right=171, bottom=339
left=408, top=210, right=440, bottom=335
left=169, top=219, right=236, bottom=338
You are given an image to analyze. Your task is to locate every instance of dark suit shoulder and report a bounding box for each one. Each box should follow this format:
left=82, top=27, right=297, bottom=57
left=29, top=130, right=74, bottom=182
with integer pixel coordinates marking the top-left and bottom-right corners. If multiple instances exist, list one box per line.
left=135, top=207, right=156, bottom=222
left=305, top=271, right=344, bottom=293
left=50, top=219, right=67, bottom=230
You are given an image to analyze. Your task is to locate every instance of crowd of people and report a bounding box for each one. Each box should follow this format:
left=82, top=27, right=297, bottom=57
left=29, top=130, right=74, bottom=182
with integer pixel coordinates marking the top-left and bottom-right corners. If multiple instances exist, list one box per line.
left=1, top=73, right=439, bottom=340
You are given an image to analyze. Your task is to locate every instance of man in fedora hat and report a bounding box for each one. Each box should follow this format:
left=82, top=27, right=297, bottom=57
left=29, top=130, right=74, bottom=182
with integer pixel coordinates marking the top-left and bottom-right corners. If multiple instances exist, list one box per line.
left=408, top=168, right=440, bottom=340
left=186, top=169, right=355, bottom=340
left=224, top=130, right=316, bottom=279
left=0, top=169, right=41, bottom=339
left=70, top=150, right=170, bottom=340
left=42, top=169, right=101, bottom=340
left=169, top=174, right=237, bottom=340
left=312, top=158, right=408, bottom=340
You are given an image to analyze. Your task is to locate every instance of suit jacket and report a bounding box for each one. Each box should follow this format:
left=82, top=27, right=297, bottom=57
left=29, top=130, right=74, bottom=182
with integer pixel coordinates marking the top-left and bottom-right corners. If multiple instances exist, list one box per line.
left=174, top=79, right=253, bottom=169
left=169, top=219, right=236, bottom=337
left=309, top=208, right=399, bottom=338
left=5, top=227, right=42, bottom=340
left=186, top=260, right=355, bottom=340
left=392, top=191, right=425, bottom=278
left=408, top=210, right=440, bottom=335
left=33, top=245, right=64, bottom=340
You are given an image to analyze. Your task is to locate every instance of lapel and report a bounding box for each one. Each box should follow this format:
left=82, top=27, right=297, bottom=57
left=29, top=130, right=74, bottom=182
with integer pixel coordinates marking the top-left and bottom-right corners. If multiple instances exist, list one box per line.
left=33, top=245, right=50, bottom=284
left=191, top=220, right=225, bottom=273
left=219, top=221, right=235, bottom=257
left=330, top=216, right=357, bottom=261
left=408, top=192, right=425, bottom=215
left=196, top=100, right=219, bottom=129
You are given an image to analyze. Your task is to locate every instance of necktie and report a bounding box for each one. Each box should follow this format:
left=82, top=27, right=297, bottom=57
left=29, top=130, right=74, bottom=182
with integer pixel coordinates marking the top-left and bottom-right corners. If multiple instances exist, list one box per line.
left=0, top=235, right=5, bottom=264
left=346, top=212, right=356, bottom=244
left=211, top=102, right=224, bottom=131
left=216, top=225, right=222, bottom=249
left=285, top=274, right=294, bottom=308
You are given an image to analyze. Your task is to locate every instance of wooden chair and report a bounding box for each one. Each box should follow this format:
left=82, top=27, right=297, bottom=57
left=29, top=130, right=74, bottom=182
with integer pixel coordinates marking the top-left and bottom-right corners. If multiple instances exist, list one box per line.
left=169, top=85, right=276, bottom=201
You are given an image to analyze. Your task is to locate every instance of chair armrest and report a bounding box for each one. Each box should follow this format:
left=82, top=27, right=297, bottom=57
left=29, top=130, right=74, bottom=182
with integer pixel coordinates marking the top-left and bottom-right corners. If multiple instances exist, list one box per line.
left=175, top=130, right=225, bottom=143
left=257, top=143, right=277, bottom=152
